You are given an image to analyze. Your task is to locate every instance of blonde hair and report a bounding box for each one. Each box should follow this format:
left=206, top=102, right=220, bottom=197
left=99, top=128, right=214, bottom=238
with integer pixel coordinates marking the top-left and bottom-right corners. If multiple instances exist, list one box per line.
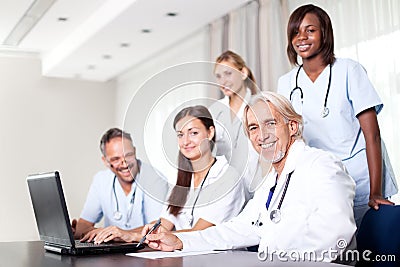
left=215, top=50, right=258, bottom=95
left=243, top=91, right=304, bottom=140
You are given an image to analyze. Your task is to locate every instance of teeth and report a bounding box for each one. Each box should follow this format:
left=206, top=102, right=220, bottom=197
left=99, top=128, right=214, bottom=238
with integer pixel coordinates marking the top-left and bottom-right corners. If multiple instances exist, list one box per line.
left=261, top=143, right=274, bottom=149
left=298, top=44, right=310, bottom=51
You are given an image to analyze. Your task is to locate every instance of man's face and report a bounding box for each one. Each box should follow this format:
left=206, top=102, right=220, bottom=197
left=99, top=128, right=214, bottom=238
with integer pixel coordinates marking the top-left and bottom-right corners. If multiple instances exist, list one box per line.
left=102, top=137, right=138, bottom=184
left=246, top=100, right=294, bottom=164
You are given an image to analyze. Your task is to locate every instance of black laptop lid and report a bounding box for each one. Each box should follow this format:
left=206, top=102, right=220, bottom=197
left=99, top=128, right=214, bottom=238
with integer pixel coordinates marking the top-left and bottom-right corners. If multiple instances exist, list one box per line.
left=27, top=171, right=74, bottom=247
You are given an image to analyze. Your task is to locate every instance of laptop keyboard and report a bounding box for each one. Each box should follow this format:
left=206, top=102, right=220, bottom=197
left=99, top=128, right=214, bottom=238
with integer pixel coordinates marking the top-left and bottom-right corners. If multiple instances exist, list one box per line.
left=75, top=240, right=111, bottom=247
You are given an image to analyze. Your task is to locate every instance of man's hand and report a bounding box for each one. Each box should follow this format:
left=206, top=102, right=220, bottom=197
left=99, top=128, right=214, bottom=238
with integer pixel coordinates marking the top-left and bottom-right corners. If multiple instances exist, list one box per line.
left=80, top=228, right=104, bottom=243
left=87, top=226, right=139, bottom=244
left=71, top=219, right=77, bottom=235
left=145, top=232, right=183, bottom=251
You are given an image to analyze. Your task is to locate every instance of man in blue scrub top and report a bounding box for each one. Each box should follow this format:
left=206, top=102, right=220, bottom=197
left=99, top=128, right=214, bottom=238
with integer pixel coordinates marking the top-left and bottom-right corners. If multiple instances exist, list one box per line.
left=72, top=128, right=168, bottom=239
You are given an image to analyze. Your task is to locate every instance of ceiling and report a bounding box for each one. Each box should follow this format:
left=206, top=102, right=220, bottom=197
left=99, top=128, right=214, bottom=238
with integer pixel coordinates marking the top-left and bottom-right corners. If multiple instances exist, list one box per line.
left=0, top=0, right=250, bottom=82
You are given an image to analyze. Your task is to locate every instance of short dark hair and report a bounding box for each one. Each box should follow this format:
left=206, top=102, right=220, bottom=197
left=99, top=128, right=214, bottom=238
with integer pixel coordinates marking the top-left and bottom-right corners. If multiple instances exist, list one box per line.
left=287, top=4, right=335, bottom=66
left=99, top=128, right=133, bottom=156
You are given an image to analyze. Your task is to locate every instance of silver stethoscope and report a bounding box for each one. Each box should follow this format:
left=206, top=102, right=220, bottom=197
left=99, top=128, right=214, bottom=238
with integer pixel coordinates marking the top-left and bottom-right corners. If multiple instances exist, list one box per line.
left=112, top=175, right=137, bottom=228
left=252, top=170, right=293, bottom=226
left=289, top=64, right=332, bottom=118
left=187, top=158, right=217, bottom=227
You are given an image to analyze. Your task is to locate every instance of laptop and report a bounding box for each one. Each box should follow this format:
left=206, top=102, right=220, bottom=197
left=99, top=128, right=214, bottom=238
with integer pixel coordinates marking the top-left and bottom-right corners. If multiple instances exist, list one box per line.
left=27, top=171, right=144, bottom=255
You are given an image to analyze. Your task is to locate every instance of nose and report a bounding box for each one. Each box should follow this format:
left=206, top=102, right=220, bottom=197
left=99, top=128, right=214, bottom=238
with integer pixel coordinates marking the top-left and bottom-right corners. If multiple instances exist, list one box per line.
left=119, top=157, right=128, bottom=167
left=182, top=133, right=191, bottom=146
left=259, top=126, right=274, bottom=141
left=218, top=76, right=227, bottom=87
left=297, top=29, right=307, bottom=40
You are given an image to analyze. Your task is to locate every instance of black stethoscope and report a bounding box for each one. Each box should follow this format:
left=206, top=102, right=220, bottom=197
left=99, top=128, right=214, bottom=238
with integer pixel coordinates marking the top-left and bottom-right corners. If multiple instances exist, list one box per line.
left=289, top=64, right=332, bottom=118
left=187, top=158, right=217, bottom=227
left=252, top=170, right=294, bottom=226
left=112, top=175, right=137, bottom=228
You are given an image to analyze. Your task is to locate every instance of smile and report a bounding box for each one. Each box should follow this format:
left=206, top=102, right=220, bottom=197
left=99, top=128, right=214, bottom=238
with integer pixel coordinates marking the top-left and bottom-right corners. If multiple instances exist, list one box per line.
left=297, top=44, right=310, bottom=52
left=260, top=142, right=275, bottom=149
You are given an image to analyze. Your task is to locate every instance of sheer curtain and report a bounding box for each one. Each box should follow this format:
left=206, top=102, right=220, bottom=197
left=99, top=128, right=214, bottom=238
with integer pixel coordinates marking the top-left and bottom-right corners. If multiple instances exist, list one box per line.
left=208, top=0, right=400, bottom=201
left=209, top=0, right=289, bottom=92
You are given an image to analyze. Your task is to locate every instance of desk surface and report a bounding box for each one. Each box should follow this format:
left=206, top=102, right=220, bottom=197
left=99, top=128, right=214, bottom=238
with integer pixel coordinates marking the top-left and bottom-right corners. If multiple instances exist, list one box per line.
left=1, top=241, right=343, bottom=267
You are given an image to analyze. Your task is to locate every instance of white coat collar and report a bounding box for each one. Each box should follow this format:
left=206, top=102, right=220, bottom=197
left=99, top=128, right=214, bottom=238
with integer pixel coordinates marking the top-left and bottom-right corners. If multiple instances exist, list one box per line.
left=268, top=140, right=305, bottom=184
left=220, top=88, right=252, bottom=119
left=190, top=156, right=228, bottom=188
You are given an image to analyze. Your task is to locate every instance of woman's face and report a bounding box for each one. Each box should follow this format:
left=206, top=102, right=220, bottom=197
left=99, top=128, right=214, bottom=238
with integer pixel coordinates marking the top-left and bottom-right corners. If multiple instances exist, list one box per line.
left=291, top=13, right=322, bottom=61
left=214, top=60, right=246, bottom=97
left=175, top=116, right=214, bottom=161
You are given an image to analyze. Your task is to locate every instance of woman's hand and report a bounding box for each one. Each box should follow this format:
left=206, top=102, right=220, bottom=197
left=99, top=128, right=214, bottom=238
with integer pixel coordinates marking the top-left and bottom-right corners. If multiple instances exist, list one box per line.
left=368, top=195, right=394, bottom=210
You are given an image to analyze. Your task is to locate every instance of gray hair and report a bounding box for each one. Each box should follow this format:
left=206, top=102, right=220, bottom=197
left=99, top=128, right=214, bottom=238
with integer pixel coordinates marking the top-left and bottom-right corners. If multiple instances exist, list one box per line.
left=99, top=128, right=133, bottom=156
left=243, top=91, right=304, bottom=140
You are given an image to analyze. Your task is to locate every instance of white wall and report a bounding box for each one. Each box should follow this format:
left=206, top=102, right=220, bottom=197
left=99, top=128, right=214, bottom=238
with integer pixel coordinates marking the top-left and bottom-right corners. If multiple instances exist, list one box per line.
left=0, top=54, right=116, bottom=241
left=115, top=28, right=213, bottom=180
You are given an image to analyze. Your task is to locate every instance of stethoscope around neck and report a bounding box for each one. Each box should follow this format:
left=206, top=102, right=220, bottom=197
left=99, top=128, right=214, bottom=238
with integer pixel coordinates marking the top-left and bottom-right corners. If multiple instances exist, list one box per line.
left=112, top=175, right=137, bottom=227
left=289, top=64, right=332, bottom=118
left=252, top=170, right=294, bottom=226
left=187, top=158, right=217, bottom=227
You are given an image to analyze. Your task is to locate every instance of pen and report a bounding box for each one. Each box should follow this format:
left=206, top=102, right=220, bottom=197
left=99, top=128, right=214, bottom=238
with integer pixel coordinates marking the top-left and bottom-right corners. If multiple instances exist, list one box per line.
left=137, top=218, right=162, bottom=247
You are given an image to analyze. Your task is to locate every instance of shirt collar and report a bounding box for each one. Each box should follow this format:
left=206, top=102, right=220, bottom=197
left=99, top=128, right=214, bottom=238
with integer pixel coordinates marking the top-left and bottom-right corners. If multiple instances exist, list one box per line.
left=221, top=88, right=252, bottom=119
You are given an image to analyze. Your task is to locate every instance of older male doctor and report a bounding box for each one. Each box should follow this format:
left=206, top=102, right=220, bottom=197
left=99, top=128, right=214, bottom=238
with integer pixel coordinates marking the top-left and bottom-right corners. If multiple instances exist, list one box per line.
left=143, top=91, right=356, bottom=262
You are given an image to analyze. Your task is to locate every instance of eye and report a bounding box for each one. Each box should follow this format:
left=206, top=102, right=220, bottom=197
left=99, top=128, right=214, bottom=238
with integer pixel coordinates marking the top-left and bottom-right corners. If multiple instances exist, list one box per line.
left=124, top=152, right=135, bottom=160
left=176, top=133, right=183, bottom=138
left=265, top=121, right=277, bottom=128
left=215, top=74, right=221, bottom=79
left=248, top=125, right=258, bottom=132
left=189, top=131, right=199, bottom=136
left=224, top=71, right=232, bottom=77
left=109, top=157, right=120, bottom=164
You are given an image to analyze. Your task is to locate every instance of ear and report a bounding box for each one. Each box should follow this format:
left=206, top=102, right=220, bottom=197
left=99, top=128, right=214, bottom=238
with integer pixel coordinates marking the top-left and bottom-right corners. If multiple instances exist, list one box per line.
left=289, top=121, right=298, bottom=136
left=208, top=126, right=215, bottom=141
left=102, top=156, right=110, bottom=167
left=241, top=67, right=249, bottom=80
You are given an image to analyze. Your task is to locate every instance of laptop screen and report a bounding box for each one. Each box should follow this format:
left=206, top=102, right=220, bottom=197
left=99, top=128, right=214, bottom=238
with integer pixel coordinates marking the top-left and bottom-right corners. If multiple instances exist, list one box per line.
left=27, top=171, right=74, bottom=247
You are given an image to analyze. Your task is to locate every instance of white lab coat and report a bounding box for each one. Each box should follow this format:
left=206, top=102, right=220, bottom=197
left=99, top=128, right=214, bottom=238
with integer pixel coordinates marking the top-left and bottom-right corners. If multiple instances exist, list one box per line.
left=208, top=89, right=261, bottom=201
left=161, top=156, right=246, bottom=230
left=176, top=141, right=356, bottom=262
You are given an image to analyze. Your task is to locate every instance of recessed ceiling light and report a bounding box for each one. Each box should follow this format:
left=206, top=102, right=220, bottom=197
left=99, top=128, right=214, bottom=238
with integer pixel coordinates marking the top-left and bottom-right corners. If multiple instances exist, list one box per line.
left=103, top=54, right=112, bottom=60
left=58, top=17, right=68, bottom=22
left=141, top=29, right=151, bottom=33
left=166, top=12, right=178, bottom=17
left=120, top=42, right=130, bottom=48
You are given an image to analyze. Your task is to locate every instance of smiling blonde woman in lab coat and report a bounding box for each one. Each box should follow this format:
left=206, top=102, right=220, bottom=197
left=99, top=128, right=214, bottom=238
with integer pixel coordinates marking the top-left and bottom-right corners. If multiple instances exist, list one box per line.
left=142, top=91, right=356, bottom=263
left=209, top=50, right=261, bottom=201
